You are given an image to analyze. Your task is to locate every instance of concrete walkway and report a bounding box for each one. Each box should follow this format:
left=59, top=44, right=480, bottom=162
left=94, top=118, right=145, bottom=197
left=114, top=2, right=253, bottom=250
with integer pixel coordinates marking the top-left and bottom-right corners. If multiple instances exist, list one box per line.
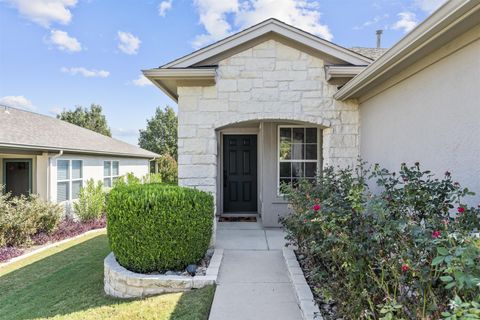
left=209, top=220, right=303, bottom=320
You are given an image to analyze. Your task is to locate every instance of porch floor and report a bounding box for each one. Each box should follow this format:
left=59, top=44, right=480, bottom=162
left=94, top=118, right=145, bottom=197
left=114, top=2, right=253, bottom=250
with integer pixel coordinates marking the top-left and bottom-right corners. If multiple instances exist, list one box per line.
left=209, top=218, right=303, bottom=320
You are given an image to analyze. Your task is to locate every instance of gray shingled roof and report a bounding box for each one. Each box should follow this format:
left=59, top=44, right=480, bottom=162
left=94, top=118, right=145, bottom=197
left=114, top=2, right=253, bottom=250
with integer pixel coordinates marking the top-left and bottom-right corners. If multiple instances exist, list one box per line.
left=0, top=107, right=158, bottom=158
left=350, top=47, right=389, bottom=60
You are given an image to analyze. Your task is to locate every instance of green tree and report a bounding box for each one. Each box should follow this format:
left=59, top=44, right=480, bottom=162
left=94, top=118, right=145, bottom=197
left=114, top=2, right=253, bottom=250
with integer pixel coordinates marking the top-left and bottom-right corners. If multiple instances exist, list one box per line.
left=57, top=104, right=112, bottom=137
left=139, top=106, right=178, bottom=159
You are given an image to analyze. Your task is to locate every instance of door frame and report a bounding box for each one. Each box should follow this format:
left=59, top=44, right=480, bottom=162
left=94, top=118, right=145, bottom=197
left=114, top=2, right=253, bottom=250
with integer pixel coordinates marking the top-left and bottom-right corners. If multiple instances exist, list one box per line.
left=2, top=158, right=33, bottom=195
left=219, top=128, right=260, bottom=215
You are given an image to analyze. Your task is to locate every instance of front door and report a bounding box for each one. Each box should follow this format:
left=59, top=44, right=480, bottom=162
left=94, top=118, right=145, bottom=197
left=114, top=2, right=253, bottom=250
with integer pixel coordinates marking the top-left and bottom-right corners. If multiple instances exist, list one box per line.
left=223, top=135, right=257, bottom=213
left=3, top=160, right=32, bottom=197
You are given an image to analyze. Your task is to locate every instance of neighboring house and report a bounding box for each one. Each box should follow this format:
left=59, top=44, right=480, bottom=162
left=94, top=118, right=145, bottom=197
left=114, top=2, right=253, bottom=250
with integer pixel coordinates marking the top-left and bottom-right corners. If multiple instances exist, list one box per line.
left=0, top=107, right=158, bottom=207
left=144, top=0, right=479, bottom=226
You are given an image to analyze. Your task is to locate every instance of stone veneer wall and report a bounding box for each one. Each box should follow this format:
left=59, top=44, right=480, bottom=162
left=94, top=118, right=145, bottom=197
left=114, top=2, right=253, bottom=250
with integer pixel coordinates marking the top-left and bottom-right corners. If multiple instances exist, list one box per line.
left=177, top=39, right=359, bottom=209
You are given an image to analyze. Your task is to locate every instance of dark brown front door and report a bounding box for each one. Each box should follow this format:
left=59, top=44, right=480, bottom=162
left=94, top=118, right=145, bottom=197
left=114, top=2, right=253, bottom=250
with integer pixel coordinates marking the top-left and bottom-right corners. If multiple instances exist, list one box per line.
left=223, top=135, right=257, bottom=213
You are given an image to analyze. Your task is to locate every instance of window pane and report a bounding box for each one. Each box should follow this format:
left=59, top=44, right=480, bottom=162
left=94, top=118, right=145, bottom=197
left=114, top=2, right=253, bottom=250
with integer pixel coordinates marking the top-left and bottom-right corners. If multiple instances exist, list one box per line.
left=306, top=128, right=317, bottom=143
left=72, top=180, right=82, bottom=199
left=104, top=178, right=112, bottom=188
left=104, top=161, right=111, bottom=177
left=280, top=128, right=291, bottom=143
left=305, top=144, right=317, bottom=160
left=305, top=163, right=317, bottom=178
left=292, top=162, right=304, bottom=178
left=57, top=160, right=69, bottom=181
left=72, top=160, right=82, bottom=179
left=112, top=161, right=119, bottom=176
left=57, top=181, right=69, bottom=202
left=279, top=141, right=291, bottom=160
left=293, top=128, right=305, bottom=143
left=279, top=162, right=291, bottom=178
left=291, top=144, right=304, bottom=160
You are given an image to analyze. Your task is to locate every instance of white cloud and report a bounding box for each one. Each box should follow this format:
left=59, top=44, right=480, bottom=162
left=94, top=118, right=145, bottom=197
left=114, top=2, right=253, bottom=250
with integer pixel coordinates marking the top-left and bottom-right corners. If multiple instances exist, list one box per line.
left=236, top=0, right=333, bottom=41
left=131, top=74, right=154, bottom=87
left=61, top=67, right=110, bottom=78
left=0, top=95, right=35, bottom=110
left=6, top=0, right=77, bottom=28
left=353, top=14, right=389, bottom=30
left=414, top=0, right=446, bottom=14
left=392, top=12, right=418, bottom=33
left=117, top=31, right=141, bottom=55
left=192, top=0, right=238, bottom=48
left=192, top=0, right=332, bottom=49
left=158, top=0, right=172, bottom=17
left=49, top=29, right=82, bottom=52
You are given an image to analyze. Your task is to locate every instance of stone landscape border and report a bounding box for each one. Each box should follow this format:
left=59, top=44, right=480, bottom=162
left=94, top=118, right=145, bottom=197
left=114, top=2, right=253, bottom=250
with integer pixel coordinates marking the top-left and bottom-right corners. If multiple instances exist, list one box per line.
left=282, top=248, right=322, bottom=320
left=104, top=248, right=224, bottom=298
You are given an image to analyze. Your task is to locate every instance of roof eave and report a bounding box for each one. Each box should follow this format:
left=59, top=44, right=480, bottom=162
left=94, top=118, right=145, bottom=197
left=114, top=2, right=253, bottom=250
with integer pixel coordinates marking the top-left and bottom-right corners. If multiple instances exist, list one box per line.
left=0, top=143, right=159, bottom=159
left=143, top=68, right=217, bottom=102
left=334, top=0, right=480, bottom=101
left=325, top=65, right=367, bottom=81
left=161, top=18, right=372, bottom=69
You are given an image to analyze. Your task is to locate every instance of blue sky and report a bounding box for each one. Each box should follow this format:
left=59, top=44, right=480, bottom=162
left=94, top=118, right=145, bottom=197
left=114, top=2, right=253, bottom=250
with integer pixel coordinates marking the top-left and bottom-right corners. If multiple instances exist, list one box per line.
left=0, top=0, right=445, bottom=145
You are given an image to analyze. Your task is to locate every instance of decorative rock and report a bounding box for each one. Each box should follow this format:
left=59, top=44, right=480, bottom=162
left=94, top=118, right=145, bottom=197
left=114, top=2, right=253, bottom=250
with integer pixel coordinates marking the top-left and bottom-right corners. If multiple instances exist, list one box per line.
left=186, top=264, right=197, bottom=276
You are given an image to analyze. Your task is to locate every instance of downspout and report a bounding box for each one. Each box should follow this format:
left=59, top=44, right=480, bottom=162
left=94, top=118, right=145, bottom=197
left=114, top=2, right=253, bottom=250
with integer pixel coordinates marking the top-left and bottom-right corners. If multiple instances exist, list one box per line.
left=47, top=150, right=63, bottom=202
left=150, top=157, right=158, bottom=174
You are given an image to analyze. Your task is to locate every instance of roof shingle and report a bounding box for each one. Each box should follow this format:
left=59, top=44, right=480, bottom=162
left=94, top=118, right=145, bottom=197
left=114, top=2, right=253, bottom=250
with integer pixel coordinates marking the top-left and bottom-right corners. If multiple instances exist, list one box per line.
left=0, top=107, right=158, bottom=158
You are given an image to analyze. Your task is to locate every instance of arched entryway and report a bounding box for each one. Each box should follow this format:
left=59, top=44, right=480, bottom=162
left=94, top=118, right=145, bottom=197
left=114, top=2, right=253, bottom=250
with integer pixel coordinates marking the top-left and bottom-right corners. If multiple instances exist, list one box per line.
left=215, top=118, right=327, bottom=227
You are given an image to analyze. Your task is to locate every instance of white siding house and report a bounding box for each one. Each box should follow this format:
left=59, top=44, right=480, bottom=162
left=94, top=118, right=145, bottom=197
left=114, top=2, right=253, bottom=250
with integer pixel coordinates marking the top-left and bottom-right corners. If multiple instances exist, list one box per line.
left=0, top=107, right=158, bottom=209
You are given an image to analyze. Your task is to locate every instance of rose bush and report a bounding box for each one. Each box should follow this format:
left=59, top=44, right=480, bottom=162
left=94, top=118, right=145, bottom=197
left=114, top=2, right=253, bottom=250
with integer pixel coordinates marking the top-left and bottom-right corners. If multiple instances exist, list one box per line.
left=281, top=162, right=480, bottom=319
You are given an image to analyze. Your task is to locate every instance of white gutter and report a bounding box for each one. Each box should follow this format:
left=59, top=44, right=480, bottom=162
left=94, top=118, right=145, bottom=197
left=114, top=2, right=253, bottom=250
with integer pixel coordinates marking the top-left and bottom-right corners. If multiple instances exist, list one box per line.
left=47, top=150, right=63, bottom=202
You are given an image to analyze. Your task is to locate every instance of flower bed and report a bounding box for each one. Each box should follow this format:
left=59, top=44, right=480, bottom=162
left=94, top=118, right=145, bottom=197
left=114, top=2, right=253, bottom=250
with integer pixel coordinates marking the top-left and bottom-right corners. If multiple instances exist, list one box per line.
left=0, top=217, right=106, bottom=263
left=281, top=162, right=480, bottom=319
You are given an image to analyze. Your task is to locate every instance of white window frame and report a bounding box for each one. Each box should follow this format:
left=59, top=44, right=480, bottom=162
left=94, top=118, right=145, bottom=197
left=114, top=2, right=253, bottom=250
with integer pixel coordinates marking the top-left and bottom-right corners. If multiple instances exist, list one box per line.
left=103, top=160, right=120, bottom=187
left=56, top=159, right=83, bottom=202
left=277, top=125, right=321, bottom=195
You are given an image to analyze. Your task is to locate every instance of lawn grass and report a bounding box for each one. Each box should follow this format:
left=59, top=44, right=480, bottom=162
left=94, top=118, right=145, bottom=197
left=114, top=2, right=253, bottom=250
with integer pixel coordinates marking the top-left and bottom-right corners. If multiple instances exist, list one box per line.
left=0, top=230, right=215, bottom=320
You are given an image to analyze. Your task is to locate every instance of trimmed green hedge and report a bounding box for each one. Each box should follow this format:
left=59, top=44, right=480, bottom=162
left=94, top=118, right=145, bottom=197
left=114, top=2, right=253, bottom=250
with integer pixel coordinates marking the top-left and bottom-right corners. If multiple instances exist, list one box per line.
left=107, top=183, right=214, bottom=273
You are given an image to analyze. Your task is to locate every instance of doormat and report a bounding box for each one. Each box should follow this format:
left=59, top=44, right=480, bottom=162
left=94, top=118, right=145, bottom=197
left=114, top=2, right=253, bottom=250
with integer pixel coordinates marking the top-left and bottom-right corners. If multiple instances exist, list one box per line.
left=218, top=216, right=257, bottom=222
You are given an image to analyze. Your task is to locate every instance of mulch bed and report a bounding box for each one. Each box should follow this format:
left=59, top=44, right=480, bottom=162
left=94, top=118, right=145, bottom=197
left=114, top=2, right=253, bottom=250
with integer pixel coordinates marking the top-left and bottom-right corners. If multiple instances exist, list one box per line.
left=218, top=216, right=257, bottom=222
left=296, top=251, right=342, bottom=320
left=0, top=217, right=106, bottom=263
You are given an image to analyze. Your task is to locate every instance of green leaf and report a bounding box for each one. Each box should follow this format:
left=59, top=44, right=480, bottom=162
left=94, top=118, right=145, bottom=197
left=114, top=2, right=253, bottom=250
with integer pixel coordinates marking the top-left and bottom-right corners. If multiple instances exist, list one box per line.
left=432, top=256, right=444, bottom=266
left=445, top=282, right=456, bottom=289
left=437, top=247, right=449, bottom=255
left=440, top=276, right=453, bottom=282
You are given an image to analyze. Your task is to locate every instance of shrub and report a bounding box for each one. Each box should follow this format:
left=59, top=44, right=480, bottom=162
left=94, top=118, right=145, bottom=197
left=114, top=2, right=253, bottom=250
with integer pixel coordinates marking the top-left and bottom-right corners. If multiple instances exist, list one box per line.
left=107, top=183, right=213, bottom=273
left=281, top=162, right=480, bottom=319
left=155, top=154, right=178, bottom=184
left=113, top=172, right=141, bottom=188
left=74, top=179, right=105, bottom=222
left=0, top=190, right=62, bottom=247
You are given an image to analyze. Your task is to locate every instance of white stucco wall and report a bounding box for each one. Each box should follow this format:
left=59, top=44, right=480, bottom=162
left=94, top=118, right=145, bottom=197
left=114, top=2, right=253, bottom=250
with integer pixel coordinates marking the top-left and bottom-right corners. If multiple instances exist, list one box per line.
left=359, top=38, right=480, bottom=205
left=177, top=39, right=360, bottom=226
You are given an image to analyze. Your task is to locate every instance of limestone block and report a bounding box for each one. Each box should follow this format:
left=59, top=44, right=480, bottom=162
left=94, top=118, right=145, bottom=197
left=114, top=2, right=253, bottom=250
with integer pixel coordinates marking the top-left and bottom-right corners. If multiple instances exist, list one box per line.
left=203, top=86, right=218, bottom=99
left=178, top=96, right=198, bottom=111
left=276, top=44, right=300, bottom=59
left=245, top=58, right=275, bottom=71
left=237, top=79, right=253, bottom=91
left=290, top=80, right=319, bottom=91
left=217, top=80, right=237, bottom=92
